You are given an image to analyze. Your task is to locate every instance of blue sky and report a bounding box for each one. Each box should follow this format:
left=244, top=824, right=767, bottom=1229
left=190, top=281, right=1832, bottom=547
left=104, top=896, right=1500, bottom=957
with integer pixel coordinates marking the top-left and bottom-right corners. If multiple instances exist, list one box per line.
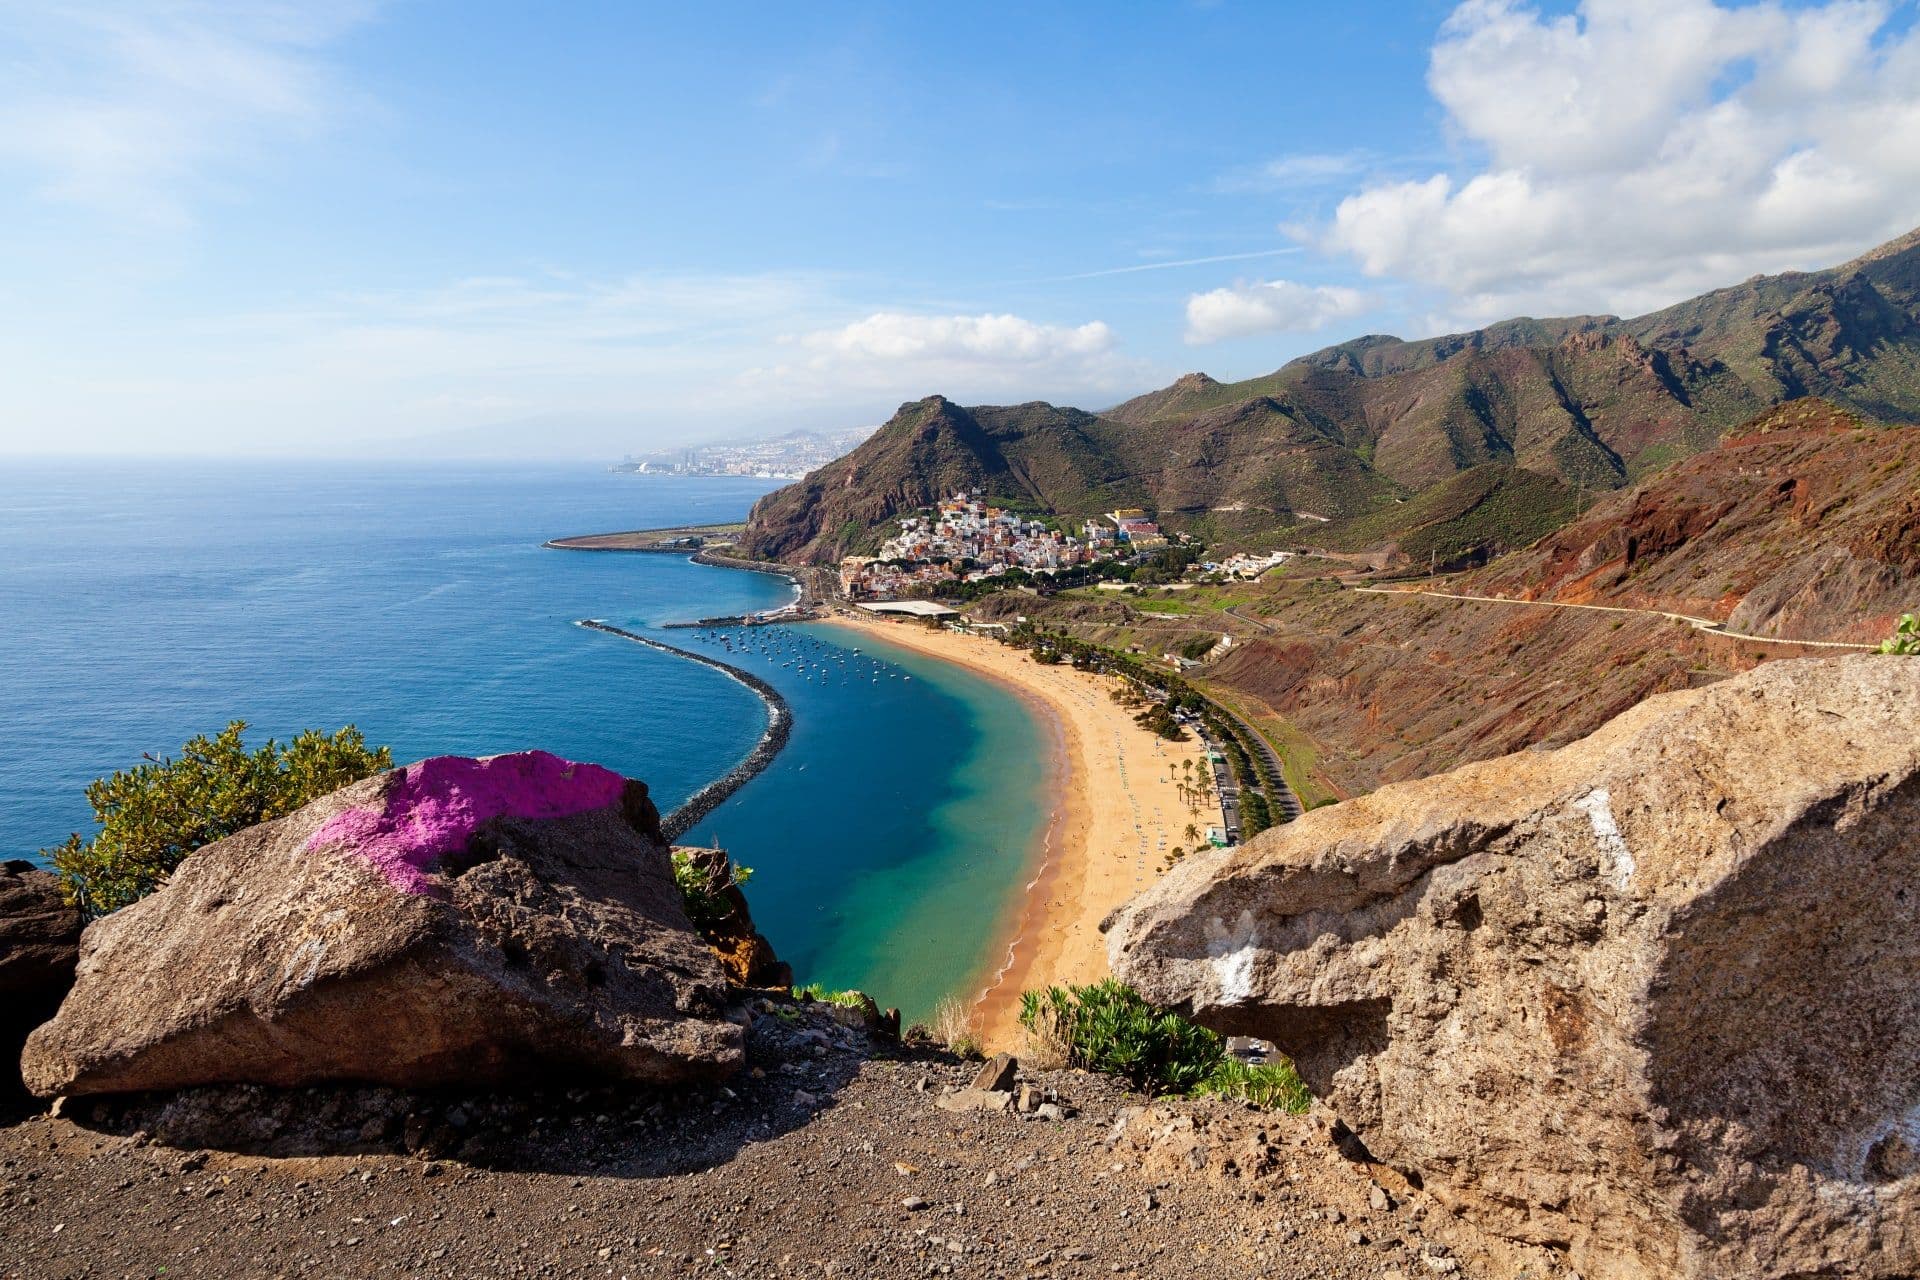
left=2, top=1, right=1917, bottom=457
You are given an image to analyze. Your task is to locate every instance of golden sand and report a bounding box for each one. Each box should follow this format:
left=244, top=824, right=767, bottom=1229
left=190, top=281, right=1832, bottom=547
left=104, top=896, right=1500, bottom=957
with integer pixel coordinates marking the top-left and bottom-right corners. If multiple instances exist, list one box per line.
left=819, top=612, right=1211, bottom=1051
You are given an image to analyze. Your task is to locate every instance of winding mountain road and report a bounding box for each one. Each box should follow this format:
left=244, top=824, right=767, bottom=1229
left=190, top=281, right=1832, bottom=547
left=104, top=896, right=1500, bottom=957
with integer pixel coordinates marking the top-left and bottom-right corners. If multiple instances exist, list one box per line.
left=1222, top=604, right=1274, bottom=635
left=1350, top=586, right=1876, bottom=650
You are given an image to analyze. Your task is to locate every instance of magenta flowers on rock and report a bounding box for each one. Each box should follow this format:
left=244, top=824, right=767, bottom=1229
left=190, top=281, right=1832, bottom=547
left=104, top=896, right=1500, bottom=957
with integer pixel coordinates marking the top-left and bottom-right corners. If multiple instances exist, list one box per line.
left=305, top=751, right=628, bottom=893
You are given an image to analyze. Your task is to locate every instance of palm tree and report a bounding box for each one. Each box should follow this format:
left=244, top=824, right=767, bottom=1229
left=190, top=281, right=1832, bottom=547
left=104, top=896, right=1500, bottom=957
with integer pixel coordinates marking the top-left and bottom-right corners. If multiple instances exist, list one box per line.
left=1184, top=822, right=1201, bottom=846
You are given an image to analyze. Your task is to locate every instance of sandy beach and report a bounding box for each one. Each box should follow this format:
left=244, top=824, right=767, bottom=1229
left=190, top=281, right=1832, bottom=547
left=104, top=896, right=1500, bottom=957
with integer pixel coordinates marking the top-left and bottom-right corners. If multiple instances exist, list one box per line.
left=820, top=611, right=1211, bottom=1051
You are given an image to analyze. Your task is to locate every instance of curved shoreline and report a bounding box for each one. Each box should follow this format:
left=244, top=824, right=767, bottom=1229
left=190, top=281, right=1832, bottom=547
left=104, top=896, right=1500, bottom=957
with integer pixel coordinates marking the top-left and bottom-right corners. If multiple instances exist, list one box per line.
left=576, top=620, right=793, bottom=842
left=820, top=612, right=1209, bottom=1051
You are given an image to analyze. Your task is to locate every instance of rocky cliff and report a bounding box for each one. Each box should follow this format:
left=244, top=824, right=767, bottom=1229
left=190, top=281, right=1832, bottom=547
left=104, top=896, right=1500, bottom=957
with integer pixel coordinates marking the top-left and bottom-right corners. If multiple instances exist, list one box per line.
left=1108, top=655, right=1920, bottom=1279
left=0, top=862, right=82, bottom=1100
left=1473, top=398, right=1920, bottom=643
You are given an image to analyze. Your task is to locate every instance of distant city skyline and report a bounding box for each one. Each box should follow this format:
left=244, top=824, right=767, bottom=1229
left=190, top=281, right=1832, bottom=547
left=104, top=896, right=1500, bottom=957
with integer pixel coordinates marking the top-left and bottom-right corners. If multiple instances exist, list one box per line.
left=615, top=424, right=878, bottom=478
left=2, top=1, right=1917, bottom=458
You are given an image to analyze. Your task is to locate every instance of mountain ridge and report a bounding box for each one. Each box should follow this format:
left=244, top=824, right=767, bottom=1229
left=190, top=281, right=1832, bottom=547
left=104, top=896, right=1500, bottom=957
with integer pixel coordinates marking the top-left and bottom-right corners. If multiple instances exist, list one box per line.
left=741, top=226, right=1920, bottom=565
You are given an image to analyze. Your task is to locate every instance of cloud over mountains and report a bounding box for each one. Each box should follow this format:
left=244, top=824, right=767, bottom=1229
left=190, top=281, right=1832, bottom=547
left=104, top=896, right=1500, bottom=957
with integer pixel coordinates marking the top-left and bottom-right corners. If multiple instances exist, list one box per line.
left=1184, top=280, right=1368, bottom=343
left=1321, top=0, right=1920, bottom=323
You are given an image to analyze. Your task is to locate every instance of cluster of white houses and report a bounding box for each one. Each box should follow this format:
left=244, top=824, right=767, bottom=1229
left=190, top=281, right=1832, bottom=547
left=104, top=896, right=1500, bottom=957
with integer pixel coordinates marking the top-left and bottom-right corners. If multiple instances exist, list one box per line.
left=1204, top=550, right=1294, bottom=580
left=839, top=493, right=1171, bottom=599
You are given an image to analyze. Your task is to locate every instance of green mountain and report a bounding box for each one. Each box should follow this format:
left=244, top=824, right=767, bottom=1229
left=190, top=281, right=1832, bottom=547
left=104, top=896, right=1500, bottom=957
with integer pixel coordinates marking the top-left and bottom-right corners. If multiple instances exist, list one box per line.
left=737, top=397, right=1148, bottom=563
left=742, top=227, right=1920, bottom=565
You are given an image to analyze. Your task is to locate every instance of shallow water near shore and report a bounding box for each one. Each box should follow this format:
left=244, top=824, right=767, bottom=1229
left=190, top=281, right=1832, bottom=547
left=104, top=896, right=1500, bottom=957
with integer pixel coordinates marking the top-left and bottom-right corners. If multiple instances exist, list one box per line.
left=679, top=621, right=1050, bottom=1021
left=0, top=461, right=1047, bottom=1022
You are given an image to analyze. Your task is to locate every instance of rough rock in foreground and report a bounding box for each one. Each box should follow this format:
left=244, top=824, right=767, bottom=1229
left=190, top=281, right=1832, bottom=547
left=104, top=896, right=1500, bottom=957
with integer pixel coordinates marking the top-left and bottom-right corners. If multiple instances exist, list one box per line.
left=1108, top=655, right=1920, bottom=1280
left=24, top=752, right=742, bottom=1097
left=0, top=861, right=84, bottom=1097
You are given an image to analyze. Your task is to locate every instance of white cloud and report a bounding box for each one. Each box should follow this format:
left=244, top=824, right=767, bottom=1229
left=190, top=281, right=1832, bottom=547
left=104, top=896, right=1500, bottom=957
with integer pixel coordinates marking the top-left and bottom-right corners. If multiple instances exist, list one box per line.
left=0, top=271, right=1153, bottom=455
left=1323, top=0, right=1920, bottom=324
left=1211, top=151, right=1372, bottom=194
left=1183, top=279, right=1369, bottom=344
left=748, top=312, right=1146, bottom=403
left=0, top=1, right=375, bottom=225
left=800, top=312, right=1112, bottom=362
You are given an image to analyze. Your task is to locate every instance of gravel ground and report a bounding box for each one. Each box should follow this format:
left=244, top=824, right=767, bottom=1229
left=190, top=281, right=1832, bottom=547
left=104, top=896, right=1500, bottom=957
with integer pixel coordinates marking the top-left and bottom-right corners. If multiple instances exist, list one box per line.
left=0, top=998, right=1569, bottom=1279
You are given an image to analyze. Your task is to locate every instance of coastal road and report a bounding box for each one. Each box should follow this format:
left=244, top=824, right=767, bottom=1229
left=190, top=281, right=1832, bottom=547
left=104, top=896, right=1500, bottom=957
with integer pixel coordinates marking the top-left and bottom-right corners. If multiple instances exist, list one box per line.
left=1351, top=586, right=1877, bottom=650
left=1219, top=704, right=1303, bottom=822
left=1194, top=722, right=1242, bottom=842
left=1194, top=705, right=1302, bottom=832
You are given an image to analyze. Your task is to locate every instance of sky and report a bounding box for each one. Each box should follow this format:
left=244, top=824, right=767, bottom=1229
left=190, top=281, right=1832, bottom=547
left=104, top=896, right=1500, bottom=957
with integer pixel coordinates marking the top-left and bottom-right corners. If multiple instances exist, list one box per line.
left=2, top=0, right=1918, bottom=458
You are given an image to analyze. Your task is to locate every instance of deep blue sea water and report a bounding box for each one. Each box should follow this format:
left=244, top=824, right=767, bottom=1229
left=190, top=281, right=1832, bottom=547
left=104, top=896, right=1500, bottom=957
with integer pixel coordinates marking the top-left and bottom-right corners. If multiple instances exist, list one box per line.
left=0, top=461, right=1045, bottom=1020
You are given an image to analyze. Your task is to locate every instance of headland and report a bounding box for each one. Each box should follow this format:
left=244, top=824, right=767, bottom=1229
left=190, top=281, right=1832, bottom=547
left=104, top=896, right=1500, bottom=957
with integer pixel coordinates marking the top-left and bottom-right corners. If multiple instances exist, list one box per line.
left=543, top=523, right=746, bottom=552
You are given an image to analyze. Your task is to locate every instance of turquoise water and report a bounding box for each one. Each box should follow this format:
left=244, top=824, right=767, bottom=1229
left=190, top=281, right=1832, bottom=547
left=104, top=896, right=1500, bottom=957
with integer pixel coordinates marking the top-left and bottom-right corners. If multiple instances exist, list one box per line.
left=0, top=461, right=1046, bottom=1021
left=680, top=623, right=1048, bottom=1019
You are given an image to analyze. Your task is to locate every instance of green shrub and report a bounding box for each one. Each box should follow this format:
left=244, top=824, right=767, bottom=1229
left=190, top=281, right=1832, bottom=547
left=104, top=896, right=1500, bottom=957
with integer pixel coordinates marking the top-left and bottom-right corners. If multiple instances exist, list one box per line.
left=792, top=983, right=869, bottom=1009
left=1178, top=634, right=1217, bottom=661
left=670, top=850, right=753, bottom=929
left=47, top=721, right=392, bottom=917
left=1880, top=613, right=1918, bottom=655
left=1196, top=1057, right=1312, bottom=1114
left=1018, top=979, right=1315, bottom=1111
left=1132, top=703, right=1187, bottom=741
left=1018, top=979, right=1224, bottom=1094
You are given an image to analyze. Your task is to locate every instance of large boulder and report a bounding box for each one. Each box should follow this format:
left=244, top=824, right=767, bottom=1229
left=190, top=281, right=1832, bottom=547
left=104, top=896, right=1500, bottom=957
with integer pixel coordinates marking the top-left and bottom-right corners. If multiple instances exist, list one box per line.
left=24, top=752, right=744, bottom=1098
left=1107, top=655, right=1920, bottom=1280
left=0, top=861, right=85, bottom=1096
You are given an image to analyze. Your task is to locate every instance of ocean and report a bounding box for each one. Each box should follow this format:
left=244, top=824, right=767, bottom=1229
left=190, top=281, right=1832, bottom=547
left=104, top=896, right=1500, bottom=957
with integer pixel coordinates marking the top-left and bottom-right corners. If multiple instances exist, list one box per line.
left=0, top=460, right=1047, bottom=1022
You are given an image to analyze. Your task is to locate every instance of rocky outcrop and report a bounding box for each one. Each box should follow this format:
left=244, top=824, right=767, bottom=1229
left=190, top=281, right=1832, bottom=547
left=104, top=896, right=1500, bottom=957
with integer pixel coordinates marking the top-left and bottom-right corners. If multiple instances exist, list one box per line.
left=24, top=752, right=744, bottom=1098
left=1107, top=655, right=1920, bottom=1280
left=673, top=845, right=791, bottom=988
left=0, top=861, right=84, bottom=1096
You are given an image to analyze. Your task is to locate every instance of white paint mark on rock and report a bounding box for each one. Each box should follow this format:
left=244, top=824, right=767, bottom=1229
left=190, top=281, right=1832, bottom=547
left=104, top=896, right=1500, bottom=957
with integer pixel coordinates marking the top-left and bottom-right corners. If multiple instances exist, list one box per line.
left=1574, top=788, right=1634, bottom=889
left=1204, top=910, right=1260, bottom=1005
left=282, top=938, right=327, bottom=992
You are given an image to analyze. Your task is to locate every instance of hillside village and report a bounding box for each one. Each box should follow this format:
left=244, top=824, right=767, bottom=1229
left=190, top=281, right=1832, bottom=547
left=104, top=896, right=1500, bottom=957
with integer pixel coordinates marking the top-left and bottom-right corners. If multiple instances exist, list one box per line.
left=838, top=492, right=1174, bottom=599
left=837, top=492, right=1296, bottom=600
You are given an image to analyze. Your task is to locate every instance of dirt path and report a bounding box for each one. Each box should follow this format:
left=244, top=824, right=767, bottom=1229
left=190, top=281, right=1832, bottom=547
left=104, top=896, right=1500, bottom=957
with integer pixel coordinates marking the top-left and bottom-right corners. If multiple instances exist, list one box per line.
left=1351, top=586, right=1876, bottom=650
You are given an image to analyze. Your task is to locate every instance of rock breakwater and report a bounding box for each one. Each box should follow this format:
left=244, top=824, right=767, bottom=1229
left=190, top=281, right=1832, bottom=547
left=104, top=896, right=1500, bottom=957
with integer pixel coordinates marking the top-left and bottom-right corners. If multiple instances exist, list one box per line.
left=576, top=620, right=793, bottom=841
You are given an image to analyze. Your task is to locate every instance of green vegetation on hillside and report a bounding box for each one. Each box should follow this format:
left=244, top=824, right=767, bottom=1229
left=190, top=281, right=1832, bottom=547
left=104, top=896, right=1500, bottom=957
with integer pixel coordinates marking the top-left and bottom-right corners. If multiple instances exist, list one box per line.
left=1018, top=980, right=1222, bottom=1094
left=47, top=722, right=392, bottom=917
left=790, top=983, right=870, bottom=1010
left=1312, top=463, right=1581, bottom=569
left=670, top=849, right=755, bottom=928
left=1881, top=614, right=1919, bottom=655
left=744, top=226, right=1920, bottom=569
left=1019, top=979, right=1310, bottom=1112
